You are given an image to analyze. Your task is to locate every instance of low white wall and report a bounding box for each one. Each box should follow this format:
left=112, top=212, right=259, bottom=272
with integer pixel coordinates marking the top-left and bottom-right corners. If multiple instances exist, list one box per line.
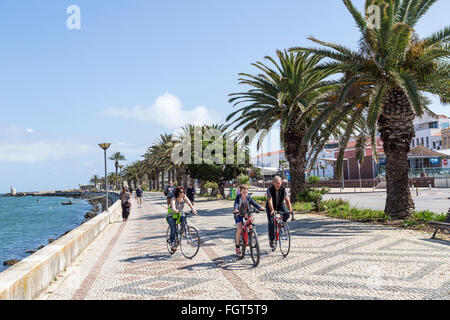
left=435, top=178, right=450, bottom=188
left=0, top=198, right=122, bottom=300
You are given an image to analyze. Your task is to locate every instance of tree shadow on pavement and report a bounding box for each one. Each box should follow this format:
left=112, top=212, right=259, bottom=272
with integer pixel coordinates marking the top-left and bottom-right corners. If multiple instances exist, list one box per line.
left=120, top=253, right=172, bottom=263
left=179, top=253, right=257, bottom=271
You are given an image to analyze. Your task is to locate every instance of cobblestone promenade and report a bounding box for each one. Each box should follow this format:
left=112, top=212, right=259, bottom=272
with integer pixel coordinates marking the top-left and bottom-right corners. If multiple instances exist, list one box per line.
left=39, top=193, right=449, bottom=300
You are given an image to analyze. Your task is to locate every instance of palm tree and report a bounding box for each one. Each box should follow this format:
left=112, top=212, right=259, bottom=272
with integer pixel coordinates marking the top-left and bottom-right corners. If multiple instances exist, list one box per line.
left=108, top=152, right=127, bottom=175
left=107, top=173, right=121, bottom=190
left=227, top=50, right=337, bottom=199
left=291, top=0, right=449, bottom=218
left=143, top=134, right=176, bottom=190
left=90, top=175, right=100, bottom=189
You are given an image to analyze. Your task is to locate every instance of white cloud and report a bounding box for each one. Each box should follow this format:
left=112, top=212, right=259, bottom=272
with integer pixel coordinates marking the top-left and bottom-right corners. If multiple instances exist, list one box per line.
left=0, top=141, right=95, bottom=163
left=101, top=92, right=221, bottom=129
left=0, top=125, right=96, bottom=163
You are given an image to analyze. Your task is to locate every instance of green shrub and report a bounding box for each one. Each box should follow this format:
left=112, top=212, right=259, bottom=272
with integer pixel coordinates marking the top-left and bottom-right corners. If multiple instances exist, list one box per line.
left=292, top=202, right=314, bottom=212
left=252, top=196, right=267, bottom=202
left=203, top=181, right=219, bottom=189
left=237, top=174, right=250, bottom=185
left=403, top=210, right=446, bottom=227
left=297, top=177, right=329, bottom=211
left=320, top=199, right=389, bottom=222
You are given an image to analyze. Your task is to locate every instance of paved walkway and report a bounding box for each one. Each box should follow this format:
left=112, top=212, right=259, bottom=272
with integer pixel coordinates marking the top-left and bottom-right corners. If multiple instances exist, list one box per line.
left=38, top=193, right=450, bottom=300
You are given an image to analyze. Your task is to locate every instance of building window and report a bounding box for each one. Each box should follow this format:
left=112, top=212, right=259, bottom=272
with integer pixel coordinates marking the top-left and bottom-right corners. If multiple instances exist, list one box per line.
left=433, top=141, right=436, bottom=149
left=421, top=138, right=424, bottom=145
left=417, top=138, right=419, bottom=146
left=429, top=122, right=438, bottom=129
left=426, top=137, right=429, bottom=148
left=412, top=140, right=415, bottom=147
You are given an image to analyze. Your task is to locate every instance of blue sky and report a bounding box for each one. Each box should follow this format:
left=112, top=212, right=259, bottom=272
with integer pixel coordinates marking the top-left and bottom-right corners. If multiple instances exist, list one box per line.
left=0, top=0, right=449, bottom=192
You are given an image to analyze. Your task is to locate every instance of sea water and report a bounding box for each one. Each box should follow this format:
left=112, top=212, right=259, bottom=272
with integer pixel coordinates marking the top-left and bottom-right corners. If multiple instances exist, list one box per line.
left=0, top=196, right=92, bottom=273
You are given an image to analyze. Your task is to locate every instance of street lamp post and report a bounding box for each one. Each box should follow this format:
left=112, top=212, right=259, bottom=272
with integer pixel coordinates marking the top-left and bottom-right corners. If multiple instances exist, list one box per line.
left=99, top=143, right=111, bottom=224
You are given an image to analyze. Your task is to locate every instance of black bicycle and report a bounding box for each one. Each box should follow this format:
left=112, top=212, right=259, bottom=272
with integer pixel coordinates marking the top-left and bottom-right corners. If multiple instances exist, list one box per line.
left=166, top=211, right=200, bottom=259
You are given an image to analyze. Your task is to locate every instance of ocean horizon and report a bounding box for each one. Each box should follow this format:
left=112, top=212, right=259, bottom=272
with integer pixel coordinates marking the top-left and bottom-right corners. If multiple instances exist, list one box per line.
left=0, top=196, right=92, bottom=273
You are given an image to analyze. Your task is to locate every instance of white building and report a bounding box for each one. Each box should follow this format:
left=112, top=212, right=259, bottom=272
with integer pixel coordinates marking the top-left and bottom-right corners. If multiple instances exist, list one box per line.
left=411, top=114, right=450, bottom=151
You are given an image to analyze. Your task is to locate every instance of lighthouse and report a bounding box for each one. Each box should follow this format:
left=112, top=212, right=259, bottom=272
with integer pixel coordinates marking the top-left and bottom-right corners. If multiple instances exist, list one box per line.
left=10, top=186, right=17, bottom=196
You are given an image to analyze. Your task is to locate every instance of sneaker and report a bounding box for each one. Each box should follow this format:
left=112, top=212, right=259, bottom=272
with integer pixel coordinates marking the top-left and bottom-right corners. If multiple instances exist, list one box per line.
left=270, top=242, right=276, bottom=251
left=236, top=247, right=242, bottom=256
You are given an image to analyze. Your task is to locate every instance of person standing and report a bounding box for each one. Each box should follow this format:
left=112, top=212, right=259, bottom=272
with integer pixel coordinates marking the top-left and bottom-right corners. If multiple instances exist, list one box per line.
left=120, top=186, right=131, bottom=222
left=186, top=183, right=195, bottom=205
left=135, top=185, right=144, bottom=208
left=164, top=181, right=175, bottom=206
left=266, top=176, right=293, bottom=251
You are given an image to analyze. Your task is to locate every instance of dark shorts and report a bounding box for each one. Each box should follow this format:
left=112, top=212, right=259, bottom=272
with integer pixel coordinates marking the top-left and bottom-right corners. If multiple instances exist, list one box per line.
left=234, top=214, right=243, bottom=224
left=234, top=214, right=252, bottom=224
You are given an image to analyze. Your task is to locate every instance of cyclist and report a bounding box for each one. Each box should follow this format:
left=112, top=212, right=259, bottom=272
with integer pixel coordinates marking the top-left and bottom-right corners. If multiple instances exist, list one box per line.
left=266, top=176, right=293, bottom=251
left=167, top=186, right=197, bottom=250
left=164, top=181, right=175, bottom=206
left=233, top=185, right=264, bottom=256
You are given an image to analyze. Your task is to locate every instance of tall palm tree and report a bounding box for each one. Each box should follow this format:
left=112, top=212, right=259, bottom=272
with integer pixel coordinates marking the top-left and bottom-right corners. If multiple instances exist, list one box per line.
left=227, top=50, right=337, bottom=199
left=108, top=152, right=127, bottom=175
left=143, top=134, right=175, bottom=190
left=291, top=0, right=449, bottom=218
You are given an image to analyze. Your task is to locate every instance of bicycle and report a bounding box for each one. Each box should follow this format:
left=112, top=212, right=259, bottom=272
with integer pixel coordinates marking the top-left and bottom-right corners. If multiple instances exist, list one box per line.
left=270, top=210, right=291, bottom=257
left=235, top=208, right=261, bottom=267
left=166, top=211, right=200, bottom=259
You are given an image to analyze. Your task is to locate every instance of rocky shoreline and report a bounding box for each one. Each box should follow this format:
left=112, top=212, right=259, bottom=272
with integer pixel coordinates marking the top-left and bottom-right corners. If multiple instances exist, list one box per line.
left=2, top=192, right=118, bottom=269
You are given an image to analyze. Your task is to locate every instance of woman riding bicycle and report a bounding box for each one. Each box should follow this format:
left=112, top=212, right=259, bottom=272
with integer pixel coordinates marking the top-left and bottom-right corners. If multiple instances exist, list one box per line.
left=233, top=185, right=264, bottom=256
left=167, top=186, right=197, bottom=250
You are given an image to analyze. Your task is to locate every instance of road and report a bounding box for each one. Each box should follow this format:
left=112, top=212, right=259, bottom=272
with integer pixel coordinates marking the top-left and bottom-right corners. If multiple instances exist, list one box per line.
left=38, top=192, right=449, bottom=300
left=250, top=188, right=450, bottom=214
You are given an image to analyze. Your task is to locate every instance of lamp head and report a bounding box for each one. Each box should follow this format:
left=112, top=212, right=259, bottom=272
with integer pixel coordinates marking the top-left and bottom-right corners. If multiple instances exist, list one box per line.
left=99, top=143, right=111, bottom=151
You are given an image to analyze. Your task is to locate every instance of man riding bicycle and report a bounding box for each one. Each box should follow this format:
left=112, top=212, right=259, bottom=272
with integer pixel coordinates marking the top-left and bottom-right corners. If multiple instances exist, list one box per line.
left=233, top=185, right=264, bottom=256
left=266, top=176, right=293, bottom=251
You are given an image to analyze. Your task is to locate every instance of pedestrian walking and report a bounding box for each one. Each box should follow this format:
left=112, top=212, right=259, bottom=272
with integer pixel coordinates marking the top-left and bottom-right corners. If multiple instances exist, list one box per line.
left=186, top=183, right=195, bottom=205
left=120, top=186, right=131, bottom=221
left=136, top=185, right=144, bottom=208
left=164, top=181, right=175, bottom=206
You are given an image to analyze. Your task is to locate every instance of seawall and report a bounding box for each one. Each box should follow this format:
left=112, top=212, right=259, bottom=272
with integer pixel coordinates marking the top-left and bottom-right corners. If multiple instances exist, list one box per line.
left=0, top=192, right=121, bottom=300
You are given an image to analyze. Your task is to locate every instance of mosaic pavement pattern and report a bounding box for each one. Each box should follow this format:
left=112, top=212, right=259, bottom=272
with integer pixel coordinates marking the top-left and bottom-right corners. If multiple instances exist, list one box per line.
left=39, top=193, right=450, bottom=300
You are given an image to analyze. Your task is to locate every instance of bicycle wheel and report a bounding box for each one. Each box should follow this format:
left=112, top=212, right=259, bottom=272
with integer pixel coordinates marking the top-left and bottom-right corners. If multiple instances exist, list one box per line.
left=180, top=225, right=200, bottom=259
left=237, top=234, right=246, bottom=260
left=279, top=222, right=291, bottom=257
left=166, top=227, right=176, bottom=255
left=249, top=229, right=260, bottom=267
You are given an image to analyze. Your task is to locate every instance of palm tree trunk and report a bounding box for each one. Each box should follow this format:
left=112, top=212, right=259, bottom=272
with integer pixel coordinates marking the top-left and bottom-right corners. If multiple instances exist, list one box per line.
left=284, top=122, right=307, bottom=201
left=378, top=88, right=415, bottom=218
left=176, top=168, right=182, bottom=186
left=161, top=171, right=165, bottom=190
left=156, top=171, right=160, bottom=190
